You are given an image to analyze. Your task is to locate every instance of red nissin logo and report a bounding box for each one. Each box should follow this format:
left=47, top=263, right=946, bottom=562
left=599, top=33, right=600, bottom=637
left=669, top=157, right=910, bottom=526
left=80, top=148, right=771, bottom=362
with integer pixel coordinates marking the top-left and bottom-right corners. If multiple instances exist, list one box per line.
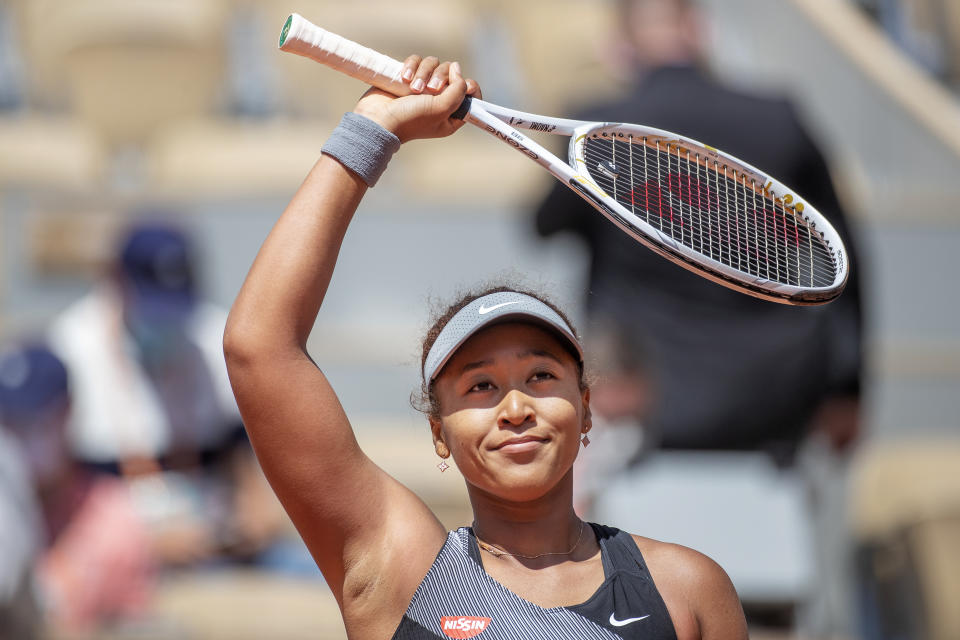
left=440, top=616, right=491, bottom=638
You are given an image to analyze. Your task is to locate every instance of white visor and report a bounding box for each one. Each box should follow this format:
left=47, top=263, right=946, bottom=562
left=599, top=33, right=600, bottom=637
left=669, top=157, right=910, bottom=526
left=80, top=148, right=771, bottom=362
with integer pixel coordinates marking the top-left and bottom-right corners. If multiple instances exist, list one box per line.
left=423, top=291, right=583, bottom=382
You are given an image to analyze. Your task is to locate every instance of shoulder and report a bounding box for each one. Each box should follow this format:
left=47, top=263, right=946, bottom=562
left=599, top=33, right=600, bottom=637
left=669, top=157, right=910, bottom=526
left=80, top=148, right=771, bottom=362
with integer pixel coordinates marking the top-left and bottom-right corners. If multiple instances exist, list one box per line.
left=630, top=535, right=748, bottom=640
left=48, top=287, right=113, bottom=345
left=631, top=535, right=734, bottom=599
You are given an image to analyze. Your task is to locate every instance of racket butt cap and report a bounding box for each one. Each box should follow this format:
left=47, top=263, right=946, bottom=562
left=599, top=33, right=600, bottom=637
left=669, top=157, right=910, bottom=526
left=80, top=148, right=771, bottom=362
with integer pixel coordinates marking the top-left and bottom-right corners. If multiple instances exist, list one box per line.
left=278, top=14, right=295, bottom=49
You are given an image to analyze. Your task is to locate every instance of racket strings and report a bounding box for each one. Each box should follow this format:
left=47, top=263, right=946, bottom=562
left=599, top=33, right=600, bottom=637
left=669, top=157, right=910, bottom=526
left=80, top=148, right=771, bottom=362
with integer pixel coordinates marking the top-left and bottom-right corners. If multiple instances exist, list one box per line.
left=582, top=135, right=837, bottom=288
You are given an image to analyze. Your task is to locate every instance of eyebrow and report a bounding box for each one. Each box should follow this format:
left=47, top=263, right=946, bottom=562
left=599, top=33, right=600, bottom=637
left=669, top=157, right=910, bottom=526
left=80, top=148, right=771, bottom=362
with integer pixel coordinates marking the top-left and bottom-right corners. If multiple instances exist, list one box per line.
left=458, top=359, right=493, bottom=375
left=456, top=349, right=564, bottom=376
left=524, top=349, right=564, bottom=364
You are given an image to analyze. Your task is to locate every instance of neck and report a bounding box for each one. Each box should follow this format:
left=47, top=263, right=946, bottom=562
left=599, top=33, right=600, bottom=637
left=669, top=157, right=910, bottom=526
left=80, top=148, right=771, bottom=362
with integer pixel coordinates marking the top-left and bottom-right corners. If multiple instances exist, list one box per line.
left=467, top=470, right=584, bottom=560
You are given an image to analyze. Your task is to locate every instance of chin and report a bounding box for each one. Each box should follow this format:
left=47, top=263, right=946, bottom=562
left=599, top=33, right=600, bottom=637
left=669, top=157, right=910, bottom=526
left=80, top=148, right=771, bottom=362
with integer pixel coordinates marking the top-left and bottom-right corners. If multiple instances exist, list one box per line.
left=487, top=467, right=569, bottom=504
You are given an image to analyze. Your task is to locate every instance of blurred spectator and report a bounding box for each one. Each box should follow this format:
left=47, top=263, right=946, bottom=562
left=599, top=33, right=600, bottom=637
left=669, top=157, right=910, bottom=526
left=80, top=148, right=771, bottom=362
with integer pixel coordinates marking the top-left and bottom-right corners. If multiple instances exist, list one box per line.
left=47, top=221, right=284, bottom=567
left=532, top=0, right=865, bottom=632
left=534, top=0, right=864, bottom=465
left=0, top=424, right=41, bottom=639
left=0, top=342, right=153, bottom=635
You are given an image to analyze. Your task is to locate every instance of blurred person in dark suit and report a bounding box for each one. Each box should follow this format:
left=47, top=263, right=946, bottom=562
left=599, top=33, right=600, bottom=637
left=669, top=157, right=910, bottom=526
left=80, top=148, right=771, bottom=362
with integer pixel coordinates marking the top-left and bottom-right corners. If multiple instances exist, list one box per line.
left=47, top=222, right=285, bottom=568
left=533, top=0, right=864, bottom=632
left=0, top=341, right=154, bottom=635
left=534, top=0, right=863, bottom=466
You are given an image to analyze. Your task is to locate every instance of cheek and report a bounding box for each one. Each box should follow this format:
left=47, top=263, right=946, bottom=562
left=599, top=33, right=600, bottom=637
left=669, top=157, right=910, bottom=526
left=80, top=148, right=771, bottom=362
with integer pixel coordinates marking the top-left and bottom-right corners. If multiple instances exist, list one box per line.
left=543, top=395, right=584, bottom=429
left=439, top=408, right=490, bottom=456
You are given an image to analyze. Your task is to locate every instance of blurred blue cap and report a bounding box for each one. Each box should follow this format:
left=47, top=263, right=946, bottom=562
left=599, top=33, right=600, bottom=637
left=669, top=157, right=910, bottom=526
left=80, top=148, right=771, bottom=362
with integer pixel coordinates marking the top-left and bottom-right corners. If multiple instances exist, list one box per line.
left=119, top=223, right=196, bottom=316
left=0, top=343, right=69, bottom=421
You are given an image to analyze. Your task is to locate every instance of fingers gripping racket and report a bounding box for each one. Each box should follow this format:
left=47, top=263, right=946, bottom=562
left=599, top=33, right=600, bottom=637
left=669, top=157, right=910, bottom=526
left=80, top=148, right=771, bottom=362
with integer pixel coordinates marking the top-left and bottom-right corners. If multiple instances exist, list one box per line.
left=279, top=13, right=848, bottom=305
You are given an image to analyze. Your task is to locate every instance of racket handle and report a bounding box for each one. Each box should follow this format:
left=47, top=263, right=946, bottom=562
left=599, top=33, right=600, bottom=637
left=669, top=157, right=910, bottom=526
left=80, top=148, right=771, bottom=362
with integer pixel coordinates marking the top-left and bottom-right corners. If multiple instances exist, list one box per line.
left=278, top=13, right=411, bottom=97
left=451, top=95, right=472, bottom=121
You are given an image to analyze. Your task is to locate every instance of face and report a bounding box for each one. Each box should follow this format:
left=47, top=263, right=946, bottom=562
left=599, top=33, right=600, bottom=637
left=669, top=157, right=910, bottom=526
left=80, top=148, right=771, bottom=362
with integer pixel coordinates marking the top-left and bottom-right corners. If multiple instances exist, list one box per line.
left=430, top=322, right=590, bottom=503
left=624, top=0, right=701, bottom=69
left=119, top=279, right=193, bottom=362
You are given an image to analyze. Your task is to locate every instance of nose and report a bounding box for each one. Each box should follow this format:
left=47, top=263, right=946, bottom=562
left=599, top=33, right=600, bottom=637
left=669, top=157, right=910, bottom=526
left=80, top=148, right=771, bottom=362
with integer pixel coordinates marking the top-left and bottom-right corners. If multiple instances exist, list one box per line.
left=497, top=389, right=535, bottom=427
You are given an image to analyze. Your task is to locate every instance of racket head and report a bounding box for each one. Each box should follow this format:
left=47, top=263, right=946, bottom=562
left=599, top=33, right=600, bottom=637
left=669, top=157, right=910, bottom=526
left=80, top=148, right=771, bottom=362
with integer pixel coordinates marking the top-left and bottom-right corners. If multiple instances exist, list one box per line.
left=566, top=123, right=848, bottom=305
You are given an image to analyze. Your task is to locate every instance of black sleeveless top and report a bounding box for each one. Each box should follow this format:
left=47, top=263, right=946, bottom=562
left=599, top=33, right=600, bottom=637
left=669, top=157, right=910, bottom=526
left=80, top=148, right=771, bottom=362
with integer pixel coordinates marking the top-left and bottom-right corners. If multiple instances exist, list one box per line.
left=392, top=523, right=678, bottom=639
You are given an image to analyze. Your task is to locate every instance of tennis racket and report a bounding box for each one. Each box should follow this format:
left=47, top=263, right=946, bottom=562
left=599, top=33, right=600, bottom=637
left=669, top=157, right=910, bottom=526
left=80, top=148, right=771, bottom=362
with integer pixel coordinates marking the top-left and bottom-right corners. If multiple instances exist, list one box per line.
left=278, top=13, right=848, bottom=305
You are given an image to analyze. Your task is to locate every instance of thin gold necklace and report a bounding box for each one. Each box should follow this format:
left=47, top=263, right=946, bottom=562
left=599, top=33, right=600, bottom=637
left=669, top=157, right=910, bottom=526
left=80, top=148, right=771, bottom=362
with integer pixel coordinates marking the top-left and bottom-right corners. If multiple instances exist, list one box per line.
left=473, top=520, right=586, bottom=559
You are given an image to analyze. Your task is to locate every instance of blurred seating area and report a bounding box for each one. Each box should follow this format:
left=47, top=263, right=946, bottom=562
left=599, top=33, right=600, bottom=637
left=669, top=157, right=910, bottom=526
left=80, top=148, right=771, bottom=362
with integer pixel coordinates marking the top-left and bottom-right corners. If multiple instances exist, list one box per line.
left=850, top=440, right=960, bottom=640
left=0, top=0, right=618, bottom=219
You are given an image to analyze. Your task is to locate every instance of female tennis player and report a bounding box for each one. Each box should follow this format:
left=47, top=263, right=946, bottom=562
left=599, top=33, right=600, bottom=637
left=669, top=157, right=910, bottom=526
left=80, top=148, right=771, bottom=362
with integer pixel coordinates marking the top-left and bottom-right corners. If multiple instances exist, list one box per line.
left=224, top=56, right=748, bottom=640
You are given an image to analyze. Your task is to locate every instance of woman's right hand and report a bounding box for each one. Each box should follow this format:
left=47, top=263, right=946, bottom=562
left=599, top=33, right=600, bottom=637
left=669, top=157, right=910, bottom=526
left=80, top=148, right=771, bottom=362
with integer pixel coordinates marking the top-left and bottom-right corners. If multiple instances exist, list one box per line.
left=353, top=57, right=481, bottom=143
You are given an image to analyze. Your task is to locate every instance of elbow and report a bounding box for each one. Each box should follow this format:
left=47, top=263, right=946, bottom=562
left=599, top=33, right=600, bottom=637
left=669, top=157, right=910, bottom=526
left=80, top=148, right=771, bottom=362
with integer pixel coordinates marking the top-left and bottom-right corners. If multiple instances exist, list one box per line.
left=223, top=313, right=303, bottom=373
left=223, top=315, right=258, bottom=373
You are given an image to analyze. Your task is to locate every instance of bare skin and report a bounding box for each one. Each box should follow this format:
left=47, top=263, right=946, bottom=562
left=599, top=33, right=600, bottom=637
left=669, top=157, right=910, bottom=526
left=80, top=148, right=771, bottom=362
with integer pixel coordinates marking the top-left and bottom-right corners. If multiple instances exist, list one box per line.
left=224, top=56, right=747, bottom=639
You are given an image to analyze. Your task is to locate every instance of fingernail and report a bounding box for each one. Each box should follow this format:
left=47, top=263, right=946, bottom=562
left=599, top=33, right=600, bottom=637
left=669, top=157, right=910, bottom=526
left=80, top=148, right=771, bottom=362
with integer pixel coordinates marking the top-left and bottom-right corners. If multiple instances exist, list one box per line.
left=451, top=61, right=461, bottom=77
left=411, top=78, right=425, bottom=92
left=427, top=77, right=441, bottom=90
left=402, top=68, right=413, bottom=81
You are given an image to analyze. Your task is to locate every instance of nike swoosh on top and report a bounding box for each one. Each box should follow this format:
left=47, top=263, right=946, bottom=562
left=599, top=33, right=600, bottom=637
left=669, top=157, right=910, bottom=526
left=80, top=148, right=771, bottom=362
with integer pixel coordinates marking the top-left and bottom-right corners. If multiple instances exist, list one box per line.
left=609, top=613, right=651, bottom=627
left=478, top=301, right=521, bottom=315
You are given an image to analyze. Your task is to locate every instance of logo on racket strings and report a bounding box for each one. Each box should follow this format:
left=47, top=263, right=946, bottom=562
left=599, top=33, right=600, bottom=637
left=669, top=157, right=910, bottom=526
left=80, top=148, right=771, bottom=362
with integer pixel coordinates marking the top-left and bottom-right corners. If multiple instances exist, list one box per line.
left=440, top=616, right=491, bottom=638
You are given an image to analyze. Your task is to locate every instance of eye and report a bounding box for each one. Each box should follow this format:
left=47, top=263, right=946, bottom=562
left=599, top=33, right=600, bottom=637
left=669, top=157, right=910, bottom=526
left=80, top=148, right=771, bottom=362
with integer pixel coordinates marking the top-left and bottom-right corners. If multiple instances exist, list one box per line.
left=530, top=370, right=556, bottom=383
left=468, top=381, right=495, bottom=393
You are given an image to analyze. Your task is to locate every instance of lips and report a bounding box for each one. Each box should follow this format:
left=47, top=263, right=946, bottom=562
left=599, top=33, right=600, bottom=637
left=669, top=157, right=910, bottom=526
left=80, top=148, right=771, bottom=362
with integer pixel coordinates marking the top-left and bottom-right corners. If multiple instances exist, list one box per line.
left=494, top=435, right=547, bottom=453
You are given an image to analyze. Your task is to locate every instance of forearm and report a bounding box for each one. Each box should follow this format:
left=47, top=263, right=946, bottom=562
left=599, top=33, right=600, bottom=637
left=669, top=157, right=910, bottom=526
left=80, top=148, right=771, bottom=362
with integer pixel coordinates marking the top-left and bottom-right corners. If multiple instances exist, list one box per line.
left=224, top=155, right=366, bottom=359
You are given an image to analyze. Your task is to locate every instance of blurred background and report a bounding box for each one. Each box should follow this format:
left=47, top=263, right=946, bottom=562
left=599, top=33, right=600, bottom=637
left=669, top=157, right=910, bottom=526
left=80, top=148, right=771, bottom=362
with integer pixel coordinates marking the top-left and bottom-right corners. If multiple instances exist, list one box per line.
left=0, top=0, right=958, bottom=638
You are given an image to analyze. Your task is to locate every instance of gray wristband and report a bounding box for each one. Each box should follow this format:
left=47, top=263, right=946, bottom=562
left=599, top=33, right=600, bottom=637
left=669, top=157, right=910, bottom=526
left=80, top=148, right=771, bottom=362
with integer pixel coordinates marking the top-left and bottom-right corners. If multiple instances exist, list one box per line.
left=321, top=112, right=401, bottom=187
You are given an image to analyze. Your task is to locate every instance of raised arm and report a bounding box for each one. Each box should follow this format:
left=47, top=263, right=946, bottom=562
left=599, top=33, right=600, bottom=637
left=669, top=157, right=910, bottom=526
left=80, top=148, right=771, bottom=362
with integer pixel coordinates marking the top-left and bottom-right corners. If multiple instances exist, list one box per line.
left=223, top=59, right=475, bottom=606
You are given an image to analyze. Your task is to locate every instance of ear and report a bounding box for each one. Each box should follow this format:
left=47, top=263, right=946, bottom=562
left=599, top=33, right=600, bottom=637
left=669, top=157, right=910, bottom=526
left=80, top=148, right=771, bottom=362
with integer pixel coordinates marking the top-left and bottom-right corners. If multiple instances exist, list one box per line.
left=581, top=387, right=592, bottom=433
left=429, top=417, right=449, bottom=456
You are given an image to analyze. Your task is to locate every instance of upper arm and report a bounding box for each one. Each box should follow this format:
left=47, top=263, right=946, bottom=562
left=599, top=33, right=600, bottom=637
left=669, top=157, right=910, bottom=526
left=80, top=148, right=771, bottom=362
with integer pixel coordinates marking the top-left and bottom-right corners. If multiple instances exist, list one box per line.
left=674, top=549, right=748, bottom=640
left=637, top=537, right=748, bottom=640
left=225, top=344, right=444, bottom=596
left=220, top=149, right=452, bottom=617
left=689, top=553, right=748, bottom=640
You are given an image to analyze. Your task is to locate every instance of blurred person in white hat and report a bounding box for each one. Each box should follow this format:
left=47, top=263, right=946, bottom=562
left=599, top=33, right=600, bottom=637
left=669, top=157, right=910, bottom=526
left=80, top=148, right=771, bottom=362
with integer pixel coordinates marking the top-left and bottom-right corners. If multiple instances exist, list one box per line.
left=47, top=221, right=285, bottom=568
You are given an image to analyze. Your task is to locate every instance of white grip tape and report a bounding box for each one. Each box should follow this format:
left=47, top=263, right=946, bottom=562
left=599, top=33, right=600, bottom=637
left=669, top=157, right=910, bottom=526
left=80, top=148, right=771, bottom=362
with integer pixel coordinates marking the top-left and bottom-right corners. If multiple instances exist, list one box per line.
left=279, top=13, right=410, bottom=96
